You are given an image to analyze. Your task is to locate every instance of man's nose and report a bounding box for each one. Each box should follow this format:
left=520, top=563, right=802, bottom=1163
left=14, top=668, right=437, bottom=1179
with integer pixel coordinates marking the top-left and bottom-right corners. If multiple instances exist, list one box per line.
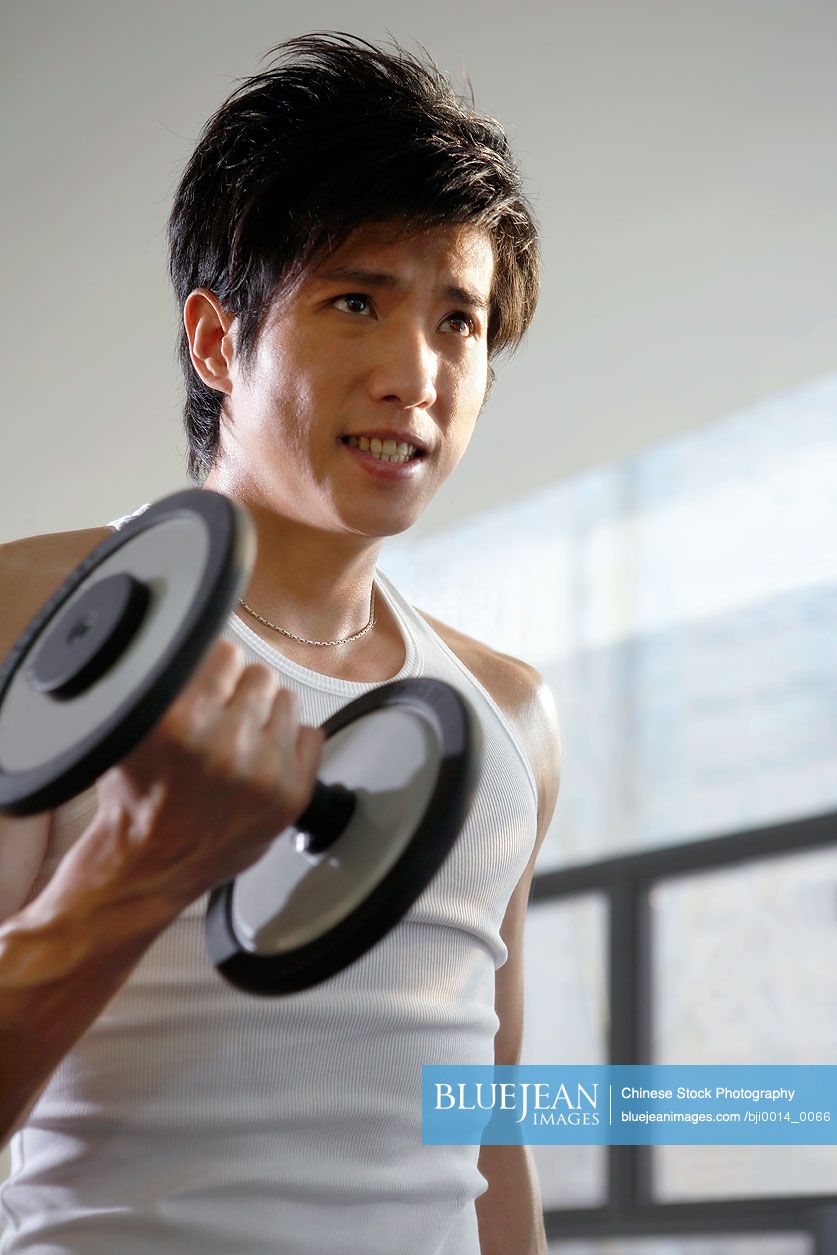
left=366, top=321, right=438, bottom=410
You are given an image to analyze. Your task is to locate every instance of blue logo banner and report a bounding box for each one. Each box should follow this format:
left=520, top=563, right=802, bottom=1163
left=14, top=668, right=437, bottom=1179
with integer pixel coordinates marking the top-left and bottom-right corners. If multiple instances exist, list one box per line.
left=421, top=1065, right=837, bottom=1145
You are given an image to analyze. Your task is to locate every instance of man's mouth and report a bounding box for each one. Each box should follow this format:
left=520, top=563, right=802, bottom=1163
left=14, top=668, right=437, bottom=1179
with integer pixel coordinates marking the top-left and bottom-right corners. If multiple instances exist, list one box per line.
left=340, top=435, right=424, bottom=465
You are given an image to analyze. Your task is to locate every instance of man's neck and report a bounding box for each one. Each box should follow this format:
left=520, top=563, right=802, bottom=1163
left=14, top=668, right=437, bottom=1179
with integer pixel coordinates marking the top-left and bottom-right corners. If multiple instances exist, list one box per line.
left=201, top=476, right=382, bottom=648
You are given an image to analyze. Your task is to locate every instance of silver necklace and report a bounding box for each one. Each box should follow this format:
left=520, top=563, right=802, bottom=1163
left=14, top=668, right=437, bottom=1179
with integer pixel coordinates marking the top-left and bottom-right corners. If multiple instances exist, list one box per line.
left=238, top=584, right=376, bottom=647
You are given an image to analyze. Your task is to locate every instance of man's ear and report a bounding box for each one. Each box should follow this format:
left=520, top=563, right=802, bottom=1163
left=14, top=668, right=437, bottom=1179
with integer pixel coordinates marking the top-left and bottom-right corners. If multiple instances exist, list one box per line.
left=183, top=289, right=236, bottom=396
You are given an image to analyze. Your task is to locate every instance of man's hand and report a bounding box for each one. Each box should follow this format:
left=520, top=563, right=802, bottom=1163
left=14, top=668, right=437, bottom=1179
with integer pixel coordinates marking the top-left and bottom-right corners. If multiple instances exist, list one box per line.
left=84, top=637, right=325, bottom=911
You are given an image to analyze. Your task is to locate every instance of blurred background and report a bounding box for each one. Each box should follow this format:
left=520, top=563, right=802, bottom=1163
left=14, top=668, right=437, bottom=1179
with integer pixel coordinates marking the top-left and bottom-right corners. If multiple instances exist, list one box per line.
left=2, top=2, right=836, bottom=1250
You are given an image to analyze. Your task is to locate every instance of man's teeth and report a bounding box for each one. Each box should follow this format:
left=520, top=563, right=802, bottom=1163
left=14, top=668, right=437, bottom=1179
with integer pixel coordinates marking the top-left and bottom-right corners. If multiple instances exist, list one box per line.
left=345, top=435, right=419, bottom=463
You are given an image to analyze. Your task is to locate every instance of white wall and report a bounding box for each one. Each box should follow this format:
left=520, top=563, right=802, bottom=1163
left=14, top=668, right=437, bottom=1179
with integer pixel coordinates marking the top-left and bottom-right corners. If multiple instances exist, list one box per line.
left=2, top=0, right=835, bottom=540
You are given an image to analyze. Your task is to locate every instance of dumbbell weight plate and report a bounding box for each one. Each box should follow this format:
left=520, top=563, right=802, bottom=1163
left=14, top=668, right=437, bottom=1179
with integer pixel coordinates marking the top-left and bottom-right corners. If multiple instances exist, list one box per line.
left=206, top=677, right=479, bottom=995
left=0, top=489, right=255, bottom=816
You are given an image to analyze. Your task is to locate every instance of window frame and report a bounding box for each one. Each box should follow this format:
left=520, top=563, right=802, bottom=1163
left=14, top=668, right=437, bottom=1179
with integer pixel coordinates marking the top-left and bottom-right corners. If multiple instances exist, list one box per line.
left=531, top=809, right=837, bottom=1252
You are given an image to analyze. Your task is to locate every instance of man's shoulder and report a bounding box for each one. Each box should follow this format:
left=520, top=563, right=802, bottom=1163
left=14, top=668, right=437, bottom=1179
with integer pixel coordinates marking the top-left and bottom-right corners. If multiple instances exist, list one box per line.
left=415, top=607, right=561, bottom=827
left=0, top=526, right=113, bottom=654
left=416, top=607, right=540, bottom=713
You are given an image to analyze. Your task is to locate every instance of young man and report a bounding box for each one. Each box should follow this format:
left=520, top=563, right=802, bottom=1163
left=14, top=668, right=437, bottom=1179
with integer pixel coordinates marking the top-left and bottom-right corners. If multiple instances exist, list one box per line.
left=0, top=32, right=560, bottom=1255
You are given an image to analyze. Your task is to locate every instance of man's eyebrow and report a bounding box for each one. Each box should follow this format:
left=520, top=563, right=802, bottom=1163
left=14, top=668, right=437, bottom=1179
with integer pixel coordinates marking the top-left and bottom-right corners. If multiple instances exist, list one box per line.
left=314, top=266, right=491, bottom=314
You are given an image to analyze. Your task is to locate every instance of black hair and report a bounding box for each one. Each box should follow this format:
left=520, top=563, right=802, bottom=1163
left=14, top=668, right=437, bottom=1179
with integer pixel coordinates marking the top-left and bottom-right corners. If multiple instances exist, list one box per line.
left=168, top=30, right=541, bottom=482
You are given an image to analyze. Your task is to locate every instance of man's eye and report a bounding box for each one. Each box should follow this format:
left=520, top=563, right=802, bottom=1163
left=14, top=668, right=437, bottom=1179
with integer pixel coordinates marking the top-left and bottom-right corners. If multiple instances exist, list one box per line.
left=444, top=312, right=476, bottom=337
left=333, top=293, right=372, bottom=315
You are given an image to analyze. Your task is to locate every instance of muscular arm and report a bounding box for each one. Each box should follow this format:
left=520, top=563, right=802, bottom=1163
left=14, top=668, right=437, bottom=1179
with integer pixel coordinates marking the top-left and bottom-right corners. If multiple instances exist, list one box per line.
left=474, top=870, right=548, bottom=1254
left=416, top=610, right=561, bottom=1255
left=476, top=671, right=559, bottom=1255
left=0, top=528, right=181, bottom=1144
left=0, top=528, right=323, bottom=1148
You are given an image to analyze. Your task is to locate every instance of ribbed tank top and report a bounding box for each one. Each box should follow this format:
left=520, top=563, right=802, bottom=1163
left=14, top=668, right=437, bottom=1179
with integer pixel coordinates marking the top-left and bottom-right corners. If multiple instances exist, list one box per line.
left=0, top=511, right=538, bottom=1255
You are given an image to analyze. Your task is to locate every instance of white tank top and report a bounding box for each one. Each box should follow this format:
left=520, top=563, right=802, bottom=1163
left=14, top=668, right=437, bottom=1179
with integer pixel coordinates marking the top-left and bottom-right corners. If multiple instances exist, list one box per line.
left=0, top=513, right=538, bottom=1255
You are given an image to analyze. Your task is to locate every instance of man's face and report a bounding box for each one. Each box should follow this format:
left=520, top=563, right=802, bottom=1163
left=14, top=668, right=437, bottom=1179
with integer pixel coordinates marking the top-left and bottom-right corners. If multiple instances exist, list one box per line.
left=217, top=220, right=495, bottom=538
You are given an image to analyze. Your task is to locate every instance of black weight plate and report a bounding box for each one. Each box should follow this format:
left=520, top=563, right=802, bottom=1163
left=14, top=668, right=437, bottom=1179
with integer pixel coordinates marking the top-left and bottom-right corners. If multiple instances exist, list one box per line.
left=28, top=572, right=150, bottom=698
left=230, top=703, right=442, bottom=950
left=205, top=677, right=480, bottom=995
left=0, top=489, right=255, bottom=816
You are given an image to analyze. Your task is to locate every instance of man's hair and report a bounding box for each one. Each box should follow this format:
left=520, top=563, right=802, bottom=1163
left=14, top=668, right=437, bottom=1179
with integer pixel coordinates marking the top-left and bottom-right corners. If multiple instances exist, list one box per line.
left=168, top=31, right=541, bottom=483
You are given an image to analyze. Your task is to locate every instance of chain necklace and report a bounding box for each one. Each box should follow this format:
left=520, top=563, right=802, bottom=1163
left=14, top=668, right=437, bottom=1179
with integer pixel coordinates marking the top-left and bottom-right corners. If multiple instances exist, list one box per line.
left=238, top=583, right=376, bottom=647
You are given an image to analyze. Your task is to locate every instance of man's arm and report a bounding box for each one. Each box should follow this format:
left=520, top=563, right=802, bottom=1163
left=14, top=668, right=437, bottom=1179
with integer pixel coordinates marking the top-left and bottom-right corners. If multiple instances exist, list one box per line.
left=0, top=528, right=178, bottom=1145
left=0, top=530, right=325, bottom=1147
left=0, top=527, right=146, bottom=1144
left=474, top=667, right=560, bottom=1255
left=415, top=609, right=561, bottom=1255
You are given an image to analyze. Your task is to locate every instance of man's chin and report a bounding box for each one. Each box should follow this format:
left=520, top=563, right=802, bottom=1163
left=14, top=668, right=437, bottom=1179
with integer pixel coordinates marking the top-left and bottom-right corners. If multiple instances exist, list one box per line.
left=341, top=504, right=424, bottom=541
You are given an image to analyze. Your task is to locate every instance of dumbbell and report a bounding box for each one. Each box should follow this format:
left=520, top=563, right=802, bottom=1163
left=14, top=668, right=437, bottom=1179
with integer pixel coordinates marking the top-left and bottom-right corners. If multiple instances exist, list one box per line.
left=0, top=490, right=478, bottom=993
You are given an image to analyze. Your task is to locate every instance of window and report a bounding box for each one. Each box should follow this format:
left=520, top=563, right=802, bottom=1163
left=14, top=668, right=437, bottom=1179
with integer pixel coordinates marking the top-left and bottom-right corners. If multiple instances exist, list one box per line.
left=383, top=373, right=837, bottom=1248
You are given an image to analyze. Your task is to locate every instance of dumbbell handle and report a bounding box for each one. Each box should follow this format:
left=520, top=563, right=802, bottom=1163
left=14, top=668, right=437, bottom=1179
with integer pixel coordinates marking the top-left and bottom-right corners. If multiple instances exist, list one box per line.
left=293, top=780, right=356, bottom=855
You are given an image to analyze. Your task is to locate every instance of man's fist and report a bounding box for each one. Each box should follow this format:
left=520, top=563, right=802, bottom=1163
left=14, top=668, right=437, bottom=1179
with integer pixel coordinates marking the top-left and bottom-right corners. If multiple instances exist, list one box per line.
left=88, top=638, right=324, bottom=909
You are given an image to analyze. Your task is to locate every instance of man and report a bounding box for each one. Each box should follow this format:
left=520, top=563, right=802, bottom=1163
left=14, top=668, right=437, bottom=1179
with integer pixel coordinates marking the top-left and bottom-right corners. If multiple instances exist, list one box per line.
left=0, top=32, right=560, bottom=1254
